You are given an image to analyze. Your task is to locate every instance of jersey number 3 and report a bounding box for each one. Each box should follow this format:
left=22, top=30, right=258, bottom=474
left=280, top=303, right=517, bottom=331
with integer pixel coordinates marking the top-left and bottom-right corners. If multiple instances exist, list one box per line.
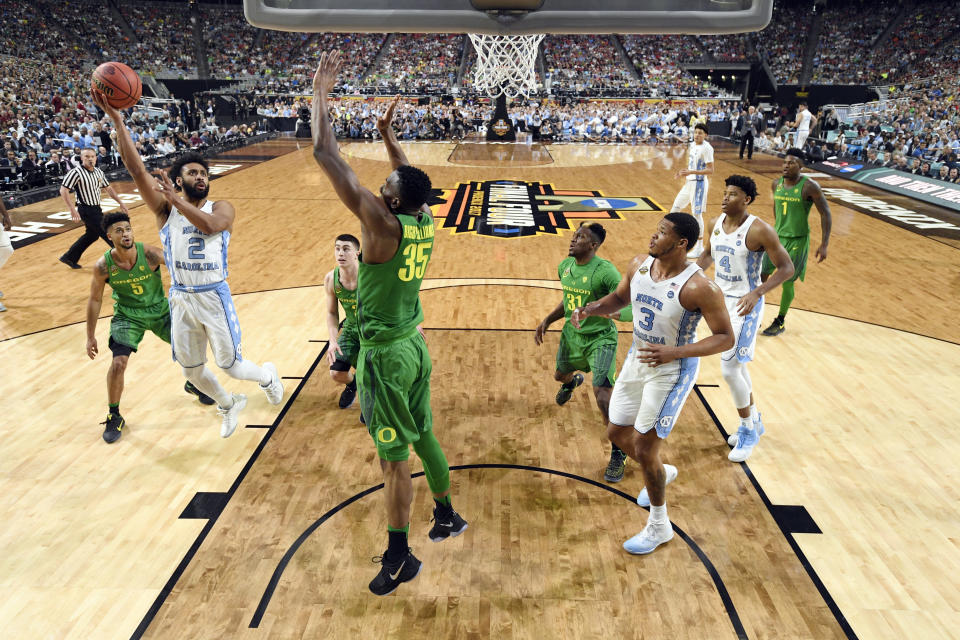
left=398, top=242, right=431, bottom=282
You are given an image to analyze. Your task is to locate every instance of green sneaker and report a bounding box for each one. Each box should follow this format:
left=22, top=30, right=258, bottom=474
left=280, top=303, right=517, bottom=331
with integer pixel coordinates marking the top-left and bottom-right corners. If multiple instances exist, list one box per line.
left=555, top=373, right=584, bottom=406
left=604, top=449, right=627, bottom=483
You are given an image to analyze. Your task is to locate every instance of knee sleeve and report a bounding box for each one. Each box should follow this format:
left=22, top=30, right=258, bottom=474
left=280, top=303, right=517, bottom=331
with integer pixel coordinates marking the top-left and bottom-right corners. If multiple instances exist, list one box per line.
left=223, top=359, right=267, bottom=384
left=720, top=359, right=752, bottom=409
left=182, top=364, right=231, bottom=407
left=411, top=430, right=450, bottom=495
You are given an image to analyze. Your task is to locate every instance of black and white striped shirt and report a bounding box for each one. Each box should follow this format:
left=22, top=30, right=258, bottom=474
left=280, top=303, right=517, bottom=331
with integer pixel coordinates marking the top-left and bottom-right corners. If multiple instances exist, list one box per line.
left=62, top=166, right=109, bottom=207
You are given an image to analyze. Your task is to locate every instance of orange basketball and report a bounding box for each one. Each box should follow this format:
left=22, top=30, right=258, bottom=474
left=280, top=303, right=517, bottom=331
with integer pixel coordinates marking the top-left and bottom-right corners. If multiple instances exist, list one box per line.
left=92, top=62, right=142, bottom=110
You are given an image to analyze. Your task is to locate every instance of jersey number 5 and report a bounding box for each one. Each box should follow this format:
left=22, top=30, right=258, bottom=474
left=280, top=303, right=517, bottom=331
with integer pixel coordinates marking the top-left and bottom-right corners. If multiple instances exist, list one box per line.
left=398, top=242, right=431, bottom=282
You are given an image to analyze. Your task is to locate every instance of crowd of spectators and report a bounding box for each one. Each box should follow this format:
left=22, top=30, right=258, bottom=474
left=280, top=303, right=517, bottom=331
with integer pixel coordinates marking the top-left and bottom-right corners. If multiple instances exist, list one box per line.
left=364, top=34, right=464, bottom=95
left=542, top=36, right=637, bottom=96
left=698, top=35, right=752, bottom=63
left=117, top=2, right=197, bottom=76
left=619, top=35, right=726, bottom=97
left=753, top=1, right=809, bottom=84
left=811, top=0, right=899, bottom=84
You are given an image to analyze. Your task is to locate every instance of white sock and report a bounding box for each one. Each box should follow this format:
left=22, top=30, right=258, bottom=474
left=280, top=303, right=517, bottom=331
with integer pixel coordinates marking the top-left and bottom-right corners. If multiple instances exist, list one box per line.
left=183, top=365, right=232, bottom=408
left=739, top=415, right=754, bottom=430
left=224, top=359, right=270, bottom=385
left=749, top=404, right=759, bottom=422
left=649, top=504, right=668, bottom=525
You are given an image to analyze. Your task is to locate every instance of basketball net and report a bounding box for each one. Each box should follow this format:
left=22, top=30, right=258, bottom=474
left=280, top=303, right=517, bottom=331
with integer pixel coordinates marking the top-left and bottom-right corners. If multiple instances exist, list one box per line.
left=468, top=33, right=544, bottom=99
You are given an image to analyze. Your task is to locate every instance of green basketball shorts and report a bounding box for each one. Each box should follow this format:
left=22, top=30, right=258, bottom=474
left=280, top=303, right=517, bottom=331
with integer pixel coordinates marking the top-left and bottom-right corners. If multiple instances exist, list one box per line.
left=110, top=301, right=172, bottom=353
left=357, top=330, right=433, bottom=461
left=762, top=235, right=809, bottom=282
left=555, top=322, right=618, bottom=387
left=331, top=322, right=360, bottom=371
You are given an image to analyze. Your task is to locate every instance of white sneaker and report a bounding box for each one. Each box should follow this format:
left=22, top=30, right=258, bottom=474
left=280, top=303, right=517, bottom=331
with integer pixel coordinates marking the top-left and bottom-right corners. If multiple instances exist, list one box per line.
left=623, top=520, right=674, bottom=555
left=0, top=301, right=6, bottom=312
left=217, top=393, right=247, bottom=438
left=260, top=362, right=283, bottom=405
left=727, top=413, right=766, bottom=446
left=728, top=424, right=760, bottom=462
left=636, top=464, right=678, bottom=507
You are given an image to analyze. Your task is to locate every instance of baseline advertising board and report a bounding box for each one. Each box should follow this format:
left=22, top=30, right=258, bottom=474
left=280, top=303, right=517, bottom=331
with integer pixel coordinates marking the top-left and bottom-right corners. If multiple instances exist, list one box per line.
left=814, top=161, right=960, bottom=213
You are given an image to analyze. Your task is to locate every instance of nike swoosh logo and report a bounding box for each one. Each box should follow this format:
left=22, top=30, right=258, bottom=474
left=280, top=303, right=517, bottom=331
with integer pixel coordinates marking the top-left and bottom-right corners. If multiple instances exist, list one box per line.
left=389, top=560, right=405, bottom=580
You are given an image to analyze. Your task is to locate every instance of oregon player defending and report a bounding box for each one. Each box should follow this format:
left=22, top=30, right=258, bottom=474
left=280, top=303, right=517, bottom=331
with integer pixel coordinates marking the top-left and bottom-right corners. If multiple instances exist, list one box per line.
left=696, top=176, right=793, bottom=462
left=325, top=233, right=361, bottom=409
left=312, top=54, right=467, bottom=596
left=86, top=212, right=214, bottom=444
left=670, top=123, right=714, bottom=257
left=761, top=149, right=832, bottom=336
left=93, top=89, right=284, bottom=439
left=572, top=212, right=734, bottom=555
left=535, top=222, right=633, bottom=483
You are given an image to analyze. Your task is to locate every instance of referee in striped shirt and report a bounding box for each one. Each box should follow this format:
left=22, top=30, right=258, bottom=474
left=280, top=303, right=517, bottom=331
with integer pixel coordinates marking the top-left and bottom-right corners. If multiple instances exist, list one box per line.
left=59, top=148, right=129, bottom=269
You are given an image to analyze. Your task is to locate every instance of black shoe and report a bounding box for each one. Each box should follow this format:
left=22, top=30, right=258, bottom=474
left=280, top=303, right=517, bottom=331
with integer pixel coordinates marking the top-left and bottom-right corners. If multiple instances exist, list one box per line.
left=101, top=413, right=124, bottom=443
left=555, top=373, right=584, bottom=406
left=338, top=382, right=357, bottom=409
left=428, top=504, right=469, bottom=542
left=762, top=316, right=785, bottom=337
left=603, top=449, right=627, bottom=483
left=184, top=381, right=216, bottom=405
left=369, top=549, right=422, bottom=596
left=359, top=412, right=365, bottom=425
left=59, top=256, right=81, bottom=269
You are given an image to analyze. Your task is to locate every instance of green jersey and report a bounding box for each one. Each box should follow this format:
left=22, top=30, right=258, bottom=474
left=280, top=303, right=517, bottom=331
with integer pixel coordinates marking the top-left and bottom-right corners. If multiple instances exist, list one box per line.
left=104, top=243, right=165, bottom=311
left=333, top=266, right=358, bottom=326
left=558, top=256, right=622, bottom=334
left=358, top=212, right=434, bottom=346
left=772, top=175, right=813, bottom=238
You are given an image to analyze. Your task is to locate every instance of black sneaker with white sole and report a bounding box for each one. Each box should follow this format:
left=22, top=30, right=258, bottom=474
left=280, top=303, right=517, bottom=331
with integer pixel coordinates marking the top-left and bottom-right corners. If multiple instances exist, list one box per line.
left=338, top=381, right=357, bottom=409
left=555, top=373, right=584, bottom=406
left=369, top=549, right=422, bottom=596
left=428, top=505, right=469, bottom=542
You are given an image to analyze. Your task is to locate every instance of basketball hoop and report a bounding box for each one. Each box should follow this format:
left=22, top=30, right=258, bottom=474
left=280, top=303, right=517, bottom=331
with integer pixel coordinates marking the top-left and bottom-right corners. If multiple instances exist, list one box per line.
left=468, top=33, right=544, bottom=99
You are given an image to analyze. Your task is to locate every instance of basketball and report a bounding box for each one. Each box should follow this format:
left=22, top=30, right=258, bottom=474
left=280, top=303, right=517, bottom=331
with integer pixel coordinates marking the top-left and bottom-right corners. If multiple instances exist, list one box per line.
left=91, top=62, right=142, bottom=110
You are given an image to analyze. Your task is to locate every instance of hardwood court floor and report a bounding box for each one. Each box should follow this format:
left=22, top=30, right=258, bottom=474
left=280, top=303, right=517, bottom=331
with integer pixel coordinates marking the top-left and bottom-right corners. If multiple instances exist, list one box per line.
left=0, top=138, right=958, bottom=639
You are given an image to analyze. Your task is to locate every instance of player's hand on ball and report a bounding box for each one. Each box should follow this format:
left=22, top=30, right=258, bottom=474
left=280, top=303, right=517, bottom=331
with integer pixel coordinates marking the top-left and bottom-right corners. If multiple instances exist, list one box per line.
left=91, top=88, right=120, bottom=119
left=636, top=342, right=677, bottom=367
left=86, top=337, right=98, bottom=360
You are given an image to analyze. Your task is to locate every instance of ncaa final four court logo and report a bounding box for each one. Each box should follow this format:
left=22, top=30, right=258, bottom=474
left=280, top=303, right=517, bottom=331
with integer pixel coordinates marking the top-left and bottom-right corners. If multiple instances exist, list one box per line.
left=427, top=180, right=663, bottom=239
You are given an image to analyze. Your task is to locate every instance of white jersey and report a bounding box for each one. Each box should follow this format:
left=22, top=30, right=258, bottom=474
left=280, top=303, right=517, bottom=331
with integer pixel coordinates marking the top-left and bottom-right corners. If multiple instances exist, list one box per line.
left=686, top=140, right=714, bottom=181
left=797, top=109, right=812, bottom=132
left=630, top=256, right=703, bottom=350
left=160, top=200, right=230, bottom=290
left=710, top=214, right=763, bottom=298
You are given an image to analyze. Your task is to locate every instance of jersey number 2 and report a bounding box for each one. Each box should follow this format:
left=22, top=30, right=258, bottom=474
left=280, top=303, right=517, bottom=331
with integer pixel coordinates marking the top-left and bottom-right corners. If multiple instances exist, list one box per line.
left=188, top=237, right=205, bottom=260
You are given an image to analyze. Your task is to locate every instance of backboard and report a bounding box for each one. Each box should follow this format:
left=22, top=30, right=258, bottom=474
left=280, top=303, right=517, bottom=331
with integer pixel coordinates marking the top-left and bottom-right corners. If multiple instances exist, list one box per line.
left=242, top=0, right=773, bottom=35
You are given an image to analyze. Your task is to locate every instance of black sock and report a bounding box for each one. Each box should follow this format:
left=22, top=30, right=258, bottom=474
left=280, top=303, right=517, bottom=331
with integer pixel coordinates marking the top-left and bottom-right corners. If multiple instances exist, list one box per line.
left=386, top=527, right=409, bottom=560
left=612, top=443, right=624, bottom=456
left=561, top=377, right=577, bottom=390
left=109, top=403, right=120, bottom=416
left=346, top=379, right=356, bottom=391
left=434, top=497, right=453, bottom=515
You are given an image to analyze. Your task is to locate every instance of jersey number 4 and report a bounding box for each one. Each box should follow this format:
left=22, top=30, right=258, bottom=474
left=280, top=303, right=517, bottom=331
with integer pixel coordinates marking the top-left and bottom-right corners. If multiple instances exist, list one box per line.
left=718, top=254, right=732, bottom=273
